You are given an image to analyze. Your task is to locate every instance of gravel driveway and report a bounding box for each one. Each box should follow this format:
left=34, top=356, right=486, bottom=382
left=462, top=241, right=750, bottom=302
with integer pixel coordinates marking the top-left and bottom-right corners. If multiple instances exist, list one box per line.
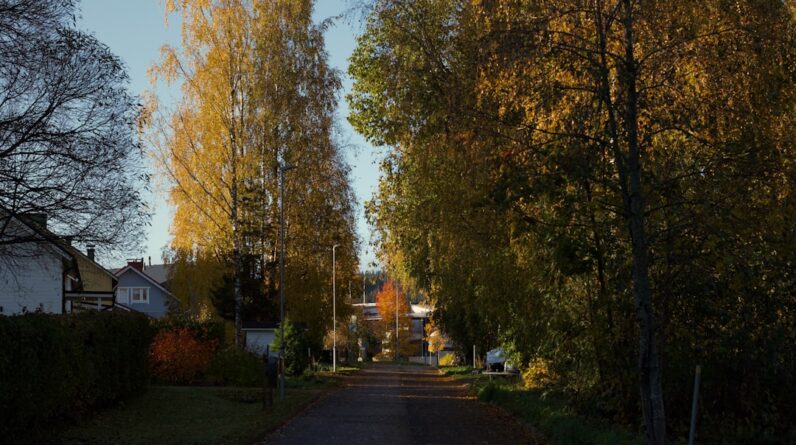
left=261, top=364, right=542, bottom=445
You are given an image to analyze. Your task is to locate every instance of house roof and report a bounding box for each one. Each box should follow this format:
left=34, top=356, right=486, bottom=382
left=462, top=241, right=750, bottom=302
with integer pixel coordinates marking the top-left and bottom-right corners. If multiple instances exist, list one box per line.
left=410, top=304, right=433, bottom=318
left=141, top=264, right=169, bottom=284
left=113, top=264, right=170, bottom=285
left=1, top=210, right=74, bottom=262
left=0, top=209, right=116, bottom=283
left=66, top=243, right=118, bottom=283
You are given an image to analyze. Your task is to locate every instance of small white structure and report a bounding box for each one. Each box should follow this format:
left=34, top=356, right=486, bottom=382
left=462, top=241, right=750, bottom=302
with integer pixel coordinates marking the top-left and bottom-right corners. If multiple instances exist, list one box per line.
left=242, top=321, right=278, bottom=355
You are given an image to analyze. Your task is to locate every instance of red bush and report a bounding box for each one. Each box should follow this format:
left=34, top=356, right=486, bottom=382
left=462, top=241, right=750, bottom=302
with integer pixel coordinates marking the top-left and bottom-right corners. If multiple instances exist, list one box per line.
left=149, top=328, right=218, bottom=384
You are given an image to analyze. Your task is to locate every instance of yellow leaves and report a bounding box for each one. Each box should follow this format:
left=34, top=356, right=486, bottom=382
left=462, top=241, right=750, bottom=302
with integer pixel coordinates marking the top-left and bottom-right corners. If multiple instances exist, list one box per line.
left=146, top=0, right=357, bottom=331
left=522, top=357, right=556, bottom=389
left=425, top=317, right=446, bottom=353
left=149, top=45, right=180, bottom=86
left=145, top=0, right=260, bottom=255
left=166, top=248, right=228, bottom=317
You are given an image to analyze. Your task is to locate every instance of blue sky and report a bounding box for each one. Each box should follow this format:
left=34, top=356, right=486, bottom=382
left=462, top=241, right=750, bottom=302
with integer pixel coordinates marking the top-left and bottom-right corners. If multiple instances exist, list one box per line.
left=78, top=0, right=382, bottom=270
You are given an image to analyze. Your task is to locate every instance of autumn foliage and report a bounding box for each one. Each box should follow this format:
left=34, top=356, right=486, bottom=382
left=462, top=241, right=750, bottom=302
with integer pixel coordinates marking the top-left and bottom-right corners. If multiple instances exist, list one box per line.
left=350, top=0, right=796, bottom=442
left=424, top=318, right=445, bottom=354
left=146, top=0, right=358, bottom=350
left=374, top=281, right=413, bottom=358
left=149, top=328, right=218, bottom=384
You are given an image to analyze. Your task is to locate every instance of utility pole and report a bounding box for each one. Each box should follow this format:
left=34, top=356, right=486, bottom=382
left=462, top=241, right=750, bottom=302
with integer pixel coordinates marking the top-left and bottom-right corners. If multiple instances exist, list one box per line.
left=332, top=244, right=339, bottom=373
left=278, top=163, right=295, bottom=400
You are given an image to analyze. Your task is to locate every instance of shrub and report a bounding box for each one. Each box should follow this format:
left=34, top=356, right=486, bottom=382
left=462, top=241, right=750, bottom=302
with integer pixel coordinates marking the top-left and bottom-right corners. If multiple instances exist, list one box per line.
left=438, top=353, right=455, bottom=367
left=206, top=347, right=263, bottom=387
left=149, top=327, right=218, bottom=384
left=0, top=312, right=153, bottom=441
left=272, top=319, right=310, bottom=376
left=301, top=368, right=318, bottom=382
left=522, top=357, right=556, bottom=389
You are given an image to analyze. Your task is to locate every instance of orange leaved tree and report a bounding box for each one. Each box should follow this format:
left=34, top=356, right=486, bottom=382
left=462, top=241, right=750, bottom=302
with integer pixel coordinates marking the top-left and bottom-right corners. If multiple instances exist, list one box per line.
left=375, top=281, right=412, bottom=359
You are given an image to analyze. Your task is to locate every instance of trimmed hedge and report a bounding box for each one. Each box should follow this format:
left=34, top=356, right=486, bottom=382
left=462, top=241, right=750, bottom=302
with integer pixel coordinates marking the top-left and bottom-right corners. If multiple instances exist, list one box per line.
left=206, top=347, right=264, bottom=387
left=0, top=311, right=153, bottom=440
left=152, top=318, right=225, bottom=344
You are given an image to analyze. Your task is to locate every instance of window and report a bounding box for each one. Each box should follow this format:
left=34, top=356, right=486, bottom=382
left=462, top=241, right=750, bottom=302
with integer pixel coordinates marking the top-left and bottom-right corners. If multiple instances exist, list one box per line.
left=116, top=287, right=129, bottom=304
left=130, top=287, right=149, bottom=304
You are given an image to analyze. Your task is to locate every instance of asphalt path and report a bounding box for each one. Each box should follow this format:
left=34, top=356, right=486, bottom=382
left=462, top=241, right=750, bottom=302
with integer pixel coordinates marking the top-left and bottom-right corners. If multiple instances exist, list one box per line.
left=261, top=364, right=541, bottom=445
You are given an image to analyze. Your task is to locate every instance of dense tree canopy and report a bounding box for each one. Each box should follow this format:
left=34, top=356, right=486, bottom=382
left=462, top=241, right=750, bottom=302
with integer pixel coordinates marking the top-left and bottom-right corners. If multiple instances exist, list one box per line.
left=349, top=1, right=796, bottom=443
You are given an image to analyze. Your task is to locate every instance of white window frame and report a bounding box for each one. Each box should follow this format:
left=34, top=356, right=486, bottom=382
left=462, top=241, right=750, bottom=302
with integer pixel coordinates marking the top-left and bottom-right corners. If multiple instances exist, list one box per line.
left=130, top=287, right=150, bottom=304
left=116, top=287, right=129, bottom=304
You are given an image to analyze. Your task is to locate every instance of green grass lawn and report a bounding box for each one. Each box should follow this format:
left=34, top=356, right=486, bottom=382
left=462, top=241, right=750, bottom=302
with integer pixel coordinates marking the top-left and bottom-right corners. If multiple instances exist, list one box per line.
left=480, top=384, right=643, bottom=445
left=52, top=382, right=333, bottom=445
left=438, top=365, right=477, bottom=376
left=313, top=362, right=362, bottom=374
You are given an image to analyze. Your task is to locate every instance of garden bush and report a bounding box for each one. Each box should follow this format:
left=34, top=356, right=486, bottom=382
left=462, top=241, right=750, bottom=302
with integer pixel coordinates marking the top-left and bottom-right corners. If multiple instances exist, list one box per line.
left=149, top=327, right=218, bottom=384
left=0, top=311, right=153, bottom=441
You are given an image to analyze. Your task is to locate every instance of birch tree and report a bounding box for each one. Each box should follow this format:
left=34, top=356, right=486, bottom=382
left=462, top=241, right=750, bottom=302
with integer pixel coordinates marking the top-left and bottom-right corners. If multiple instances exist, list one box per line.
left=147, top=0, right=358, bottom=349
left=146, top=0, right=255, bottom=347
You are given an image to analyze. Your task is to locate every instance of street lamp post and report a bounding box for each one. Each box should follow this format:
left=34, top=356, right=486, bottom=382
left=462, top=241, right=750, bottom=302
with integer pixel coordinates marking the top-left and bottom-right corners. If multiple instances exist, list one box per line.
left=278, top=163, right=295, bottom=401
left=332, top=244, right=340, bottom=373
left=395, top=284, right=399, bottom=360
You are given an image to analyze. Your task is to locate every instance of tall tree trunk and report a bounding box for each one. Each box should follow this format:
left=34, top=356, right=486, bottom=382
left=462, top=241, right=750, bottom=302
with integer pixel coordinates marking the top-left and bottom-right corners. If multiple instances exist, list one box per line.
left=232, top=152, right=242, bottom=349
left=231, top=78, right=243, bottom=349
left=620, top=2, right=666, bottom=443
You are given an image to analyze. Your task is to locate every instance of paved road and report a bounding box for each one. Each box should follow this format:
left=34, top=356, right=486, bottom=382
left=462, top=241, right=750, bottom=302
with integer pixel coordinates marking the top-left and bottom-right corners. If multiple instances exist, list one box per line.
left=261, top=364, right=542, bottom=445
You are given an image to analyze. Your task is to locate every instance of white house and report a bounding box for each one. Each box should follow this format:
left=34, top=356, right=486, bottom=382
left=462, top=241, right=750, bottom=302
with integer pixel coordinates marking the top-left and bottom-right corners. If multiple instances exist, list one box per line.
left=0, top=213, right=117, bottom=315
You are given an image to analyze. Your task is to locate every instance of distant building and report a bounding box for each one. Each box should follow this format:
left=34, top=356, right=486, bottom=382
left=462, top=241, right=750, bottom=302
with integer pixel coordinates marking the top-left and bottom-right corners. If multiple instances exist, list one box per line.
left=114, top=259, right=180, bottom=318
left=351, top=301, right=435, bottom=360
